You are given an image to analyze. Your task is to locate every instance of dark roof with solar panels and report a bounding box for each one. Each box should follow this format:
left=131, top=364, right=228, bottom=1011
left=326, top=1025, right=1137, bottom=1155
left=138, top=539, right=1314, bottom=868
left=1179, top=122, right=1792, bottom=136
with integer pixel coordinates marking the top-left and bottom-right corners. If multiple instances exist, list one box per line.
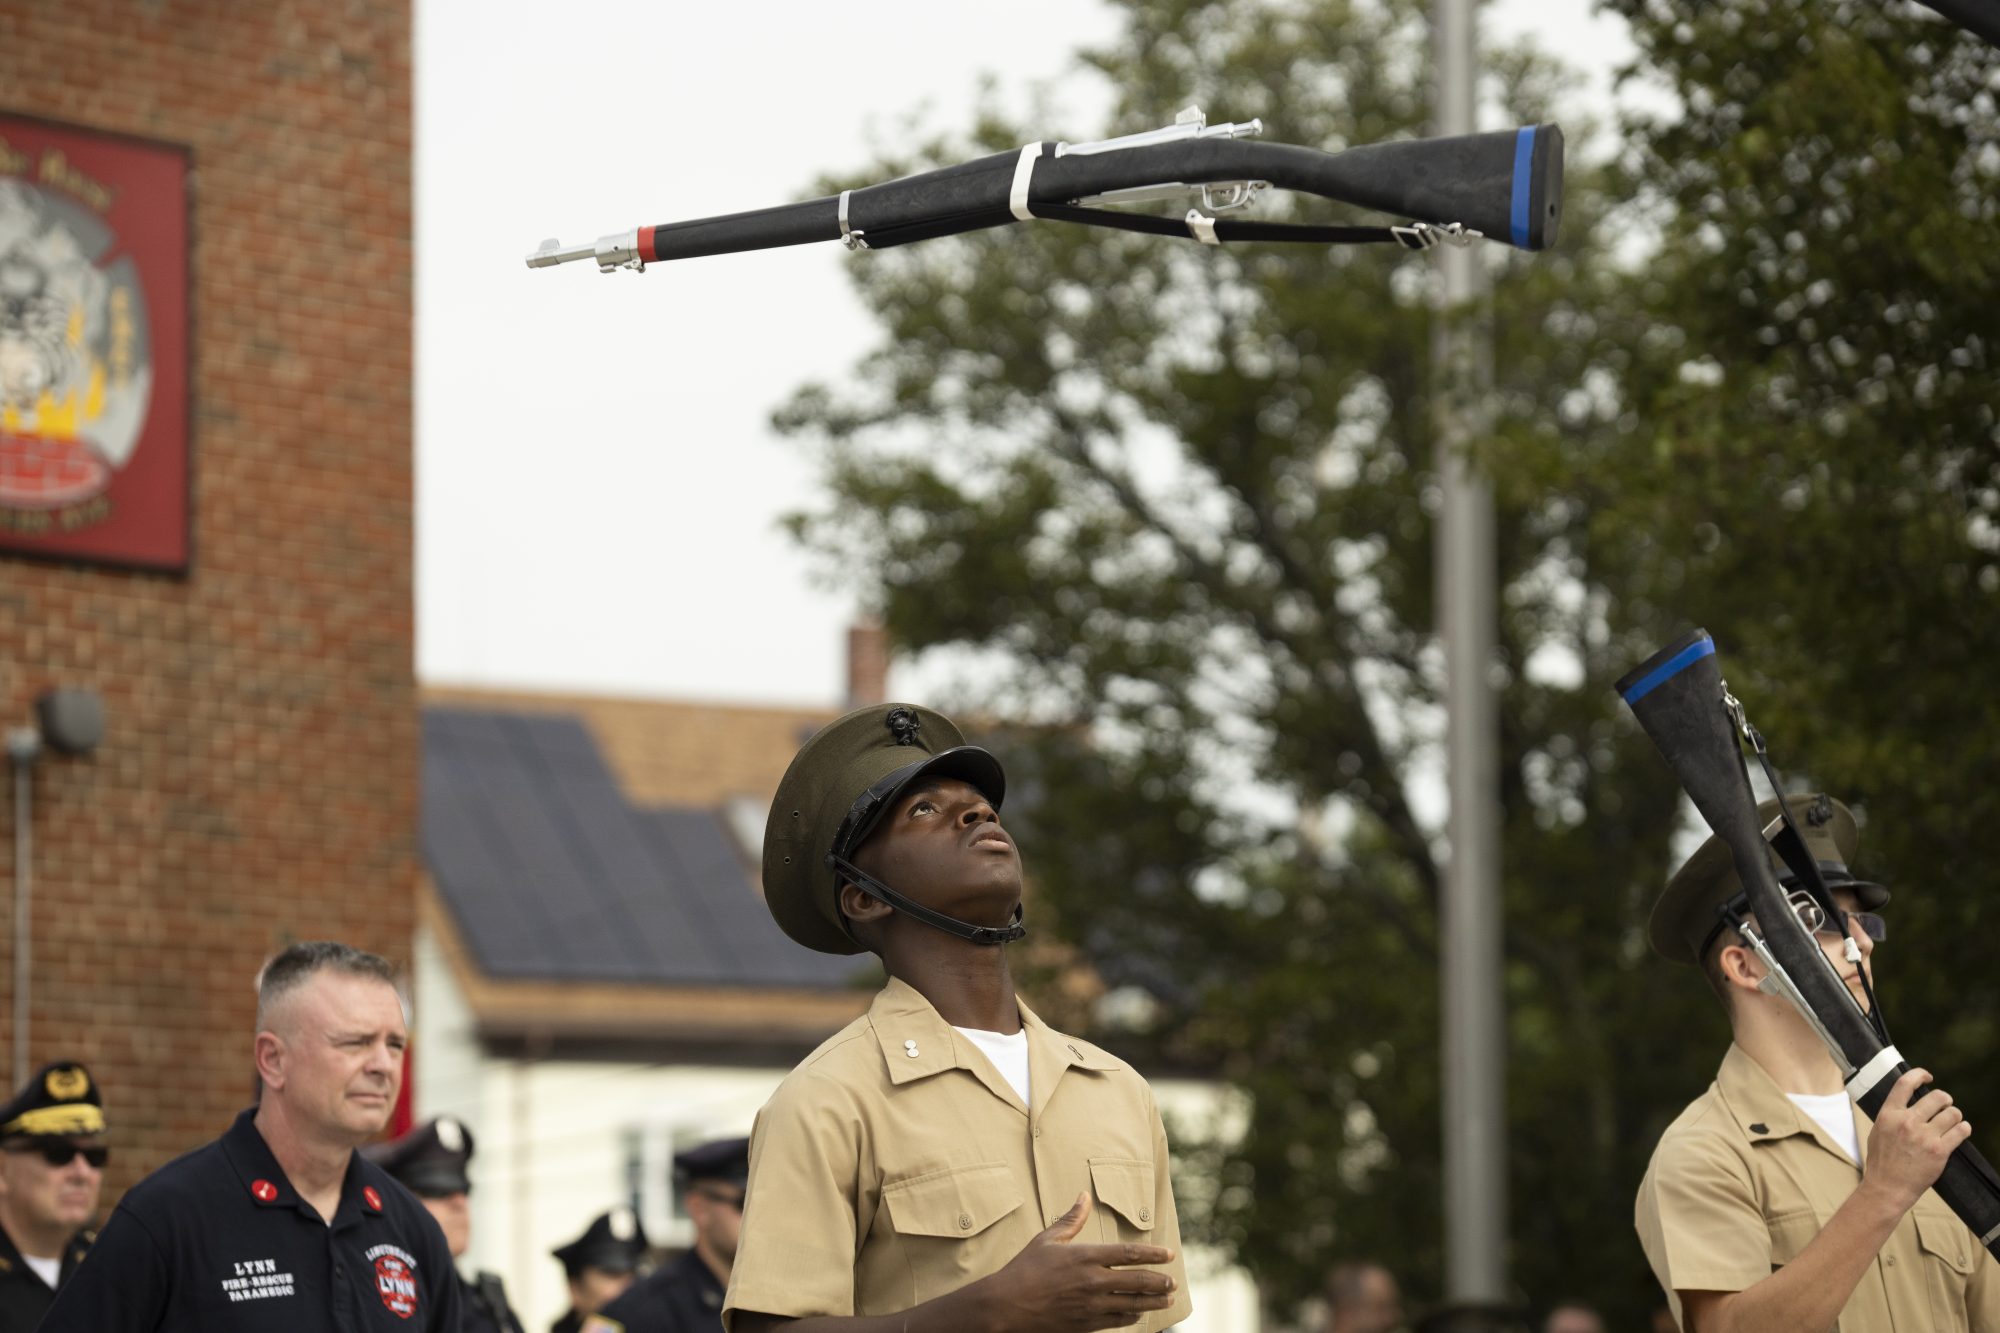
left=421, top=706, right=863, bottom=989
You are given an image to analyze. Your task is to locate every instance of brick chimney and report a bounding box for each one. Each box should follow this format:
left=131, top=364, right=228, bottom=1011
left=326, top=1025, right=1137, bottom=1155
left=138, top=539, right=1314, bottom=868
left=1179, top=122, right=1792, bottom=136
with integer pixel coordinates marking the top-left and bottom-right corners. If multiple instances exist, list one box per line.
left=846, top=621, right=890, bottom=708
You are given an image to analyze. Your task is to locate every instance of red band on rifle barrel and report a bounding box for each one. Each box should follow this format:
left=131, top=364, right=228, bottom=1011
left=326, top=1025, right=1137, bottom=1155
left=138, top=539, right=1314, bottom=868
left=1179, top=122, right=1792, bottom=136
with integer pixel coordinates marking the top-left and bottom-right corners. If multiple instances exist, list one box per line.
left=638, top=226, right=658, bottom=263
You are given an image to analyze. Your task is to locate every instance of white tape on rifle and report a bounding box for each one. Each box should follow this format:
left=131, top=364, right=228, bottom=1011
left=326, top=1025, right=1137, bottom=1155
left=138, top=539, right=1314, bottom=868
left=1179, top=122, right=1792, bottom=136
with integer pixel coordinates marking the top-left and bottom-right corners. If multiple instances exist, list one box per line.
left=1845, top=1045, right=1906, bottom=1104
left=838, top=190, right=867, bottom=250
left=1010, top=144, right=1044, bottom=222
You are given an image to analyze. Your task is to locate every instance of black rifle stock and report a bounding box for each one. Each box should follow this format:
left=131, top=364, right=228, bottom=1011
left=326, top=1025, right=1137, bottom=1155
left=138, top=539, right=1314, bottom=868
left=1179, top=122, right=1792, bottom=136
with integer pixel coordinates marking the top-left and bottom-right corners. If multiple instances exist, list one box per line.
left=1618, top=628, right=2000, bottom=1259
left=527, top=118, right=1563, bottom=273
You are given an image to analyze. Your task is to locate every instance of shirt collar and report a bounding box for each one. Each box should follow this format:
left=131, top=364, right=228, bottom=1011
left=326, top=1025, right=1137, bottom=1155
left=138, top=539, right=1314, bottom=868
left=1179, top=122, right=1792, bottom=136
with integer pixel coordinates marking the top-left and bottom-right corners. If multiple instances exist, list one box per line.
left=219, top=1107, right=386, bottom=1228
left=867, top=975, right=1121, bottom=1097
left=1714, top=1043, right=1865, bottom=1161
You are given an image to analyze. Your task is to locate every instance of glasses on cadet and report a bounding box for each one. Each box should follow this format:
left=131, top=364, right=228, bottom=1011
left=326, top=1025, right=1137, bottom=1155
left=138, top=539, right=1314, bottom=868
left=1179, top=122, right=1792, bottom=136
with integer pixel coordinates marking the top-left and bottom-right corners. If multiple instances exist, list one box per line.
left=5, top=1141, right=109, bottom=1169
left=1700, top=888, right=1887, bottom=961
left=1783, top=888, right=1887, bottom=943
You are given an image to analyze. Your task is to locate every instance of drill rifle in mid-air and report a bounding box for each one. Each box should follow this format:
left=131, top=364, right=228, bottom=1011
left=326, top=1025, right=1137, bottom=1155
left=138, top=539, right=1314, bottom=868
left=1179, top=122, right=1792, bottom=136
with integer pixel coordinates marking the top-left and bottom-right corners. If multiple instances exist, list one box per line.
left=526, top=107, right=1564, bottom=275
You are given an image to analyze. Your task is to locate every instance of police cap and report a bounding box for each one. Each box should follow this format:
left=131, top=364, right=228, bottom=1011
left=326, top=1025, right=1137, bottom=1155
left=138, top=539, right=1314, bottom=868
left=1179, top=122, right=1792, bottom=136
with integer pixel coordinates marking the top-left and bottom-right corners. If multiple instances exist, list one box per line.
left=672, top=1136, right=749, bottom=1192
left=763, top=703, right=1006, bottom=955
left=364, top=1115, right=474, bottom=1196
left=1651, top=793, right=1890, bottom=966
left=0, top=1061, right=105, bottom=1139
left=552, top=1206, right=648, bottom=1276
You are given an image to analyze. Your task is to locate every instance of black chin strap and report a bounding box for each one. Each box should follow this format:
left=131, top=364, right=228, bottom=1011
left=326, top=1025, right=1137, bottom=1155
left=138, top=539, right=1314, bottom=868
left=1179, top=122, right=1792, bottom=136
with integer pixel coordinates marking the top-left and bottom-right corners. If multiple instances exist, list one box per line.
left=826, top=854, right=1027, bottom=947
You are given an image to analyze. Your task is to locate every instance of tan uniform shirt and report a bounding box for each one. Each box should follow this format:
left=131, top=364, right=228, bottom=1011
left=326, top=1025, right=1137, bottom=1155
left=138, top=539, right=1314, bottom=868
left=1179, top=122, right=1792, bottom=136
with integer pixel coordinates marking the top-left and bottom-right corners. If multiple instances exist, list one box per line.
left=723, top=976, right=1192, bottom=1330
left=1636, top=1043, right=2000, bottom=1331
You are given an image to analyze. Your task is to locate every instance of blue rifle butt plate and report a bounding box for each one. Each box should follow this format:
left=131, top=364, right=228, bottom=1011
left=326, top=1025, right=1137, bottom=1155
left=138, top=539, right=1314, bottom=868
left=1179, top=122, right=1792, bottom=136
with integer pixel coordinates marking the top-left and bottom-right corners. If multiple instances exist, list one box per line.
left=1618, top=633, right=1718, bottom=704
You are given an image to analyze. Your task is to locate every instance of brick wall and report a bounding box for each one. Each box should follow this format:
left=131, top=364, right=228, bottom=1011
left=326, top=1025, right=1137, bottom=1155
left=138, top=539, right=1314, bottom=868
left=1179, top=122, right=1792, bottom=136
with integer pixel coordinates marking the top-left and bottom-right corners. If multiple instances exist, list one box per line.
left=0, top=0, right=415, bottom=1197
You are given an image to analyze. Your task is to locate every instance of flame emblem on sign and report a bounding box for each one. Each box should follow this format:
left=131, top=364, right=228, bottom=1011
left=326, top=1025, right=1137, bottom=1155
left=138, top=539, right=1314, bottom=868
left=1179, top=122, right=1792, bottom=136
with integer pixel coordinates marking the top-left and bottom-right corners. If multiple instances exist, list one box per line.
left=0, top=179, right=151, bottom=511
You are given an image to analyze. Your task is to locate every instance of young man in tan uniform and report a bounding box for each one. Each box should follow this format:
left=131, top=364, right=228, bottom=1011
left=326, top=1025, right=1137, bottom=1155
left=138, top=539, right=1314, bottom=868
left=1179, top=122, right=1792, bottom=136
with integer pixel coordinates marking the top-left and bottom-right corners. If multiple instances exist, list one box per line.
left=1635, top=793, right=2000, bottom=1331
left=726, top=703, right=1190, bottom=1333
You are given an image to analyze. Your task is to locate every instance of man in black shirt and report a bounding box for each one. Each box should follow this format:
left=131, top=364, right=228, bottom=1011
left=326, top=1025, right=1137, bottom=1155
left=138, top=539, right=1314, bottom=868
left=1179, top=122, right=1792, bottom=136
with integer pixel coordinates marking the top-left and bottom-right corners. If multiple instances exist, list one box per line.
left=582, top=1137, right=746, bottom=1332
left=0, top=1061, right=105, bottom=1330
left=37, top=940, right=463, bottom=1332
left=367, top=1115, right=524, bottom=1333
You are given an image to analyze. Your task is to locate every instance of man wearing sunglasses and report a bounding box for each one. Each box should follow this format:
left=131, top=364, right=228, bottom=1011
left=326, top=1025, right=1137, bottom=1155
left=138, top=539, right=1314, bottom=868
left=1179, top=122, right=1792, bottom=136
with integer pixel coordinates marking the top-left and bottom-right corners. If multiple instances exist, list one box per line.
left=1635, top=793, right=2000, bottom=1332
left=584, top=1136, right=748, bottom=1332
left=0, top=1061, right=105, bottom=1330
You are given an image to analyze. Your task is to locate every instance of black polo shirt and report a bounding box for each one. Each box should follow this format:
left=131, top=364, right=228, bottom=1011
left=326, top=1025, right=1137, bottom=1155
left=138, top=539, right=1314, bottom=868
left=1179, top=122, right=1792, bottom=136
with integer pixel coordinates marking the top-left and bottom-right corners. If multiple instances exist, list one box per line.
left=587, top=1249, right=725, bottom=1332
left=37, top=1108, right=463, bottom=1332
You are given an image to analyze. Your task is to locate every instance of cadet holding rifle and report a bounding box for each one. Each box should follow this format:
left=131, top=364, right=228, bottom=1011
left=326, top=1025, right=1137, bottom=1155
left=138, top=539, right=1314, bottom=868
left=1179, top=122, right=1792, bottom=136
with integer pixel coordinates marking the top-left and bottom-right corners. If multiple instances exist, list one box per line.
left=1635, top=795, right=2000, bottom=1333
left=725, top=704, right=1190, bottom=1332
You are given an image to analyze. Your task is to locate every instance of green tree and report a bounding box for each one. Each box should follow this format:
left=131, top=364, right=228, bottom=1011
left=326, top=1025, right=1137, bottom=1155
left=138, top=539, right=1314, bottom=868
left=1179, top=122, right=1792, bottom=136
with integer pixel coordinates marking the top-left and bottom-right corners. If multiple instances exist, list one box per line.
left=778, top=0, right=1995, bottom=1322
left=778, top=0, right=1702, bottom=1321
left=1594, top=0, right=2000, bottom=1207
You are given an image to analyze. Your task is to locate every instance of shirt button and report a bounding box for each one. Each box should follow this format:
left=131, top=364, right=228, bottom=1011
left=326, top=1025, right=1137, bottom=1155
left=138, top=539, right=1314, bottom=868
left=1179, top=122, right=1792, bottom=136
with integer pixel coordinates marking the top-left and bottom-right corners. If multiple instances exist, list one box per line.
left=1885, top=1256, right=1896, bottom=1266
left=1139, top=1207, right=1151, bottom=1223
left=958, top=1213, right=972, bottom=1230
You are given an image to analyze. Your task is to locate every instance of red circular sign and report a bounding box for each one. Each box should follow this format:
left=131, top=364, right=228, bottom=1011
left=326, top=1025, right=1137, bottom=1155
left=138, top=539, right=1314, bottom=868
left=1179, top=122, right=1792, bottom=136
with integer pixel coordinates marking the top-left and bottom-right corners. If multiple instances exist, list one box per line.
left=250, top=1179, right=278, bottom=1202
left=374, top=1253, right=419, bottom=1319
left=362, top=1185, right=383, bottom=1212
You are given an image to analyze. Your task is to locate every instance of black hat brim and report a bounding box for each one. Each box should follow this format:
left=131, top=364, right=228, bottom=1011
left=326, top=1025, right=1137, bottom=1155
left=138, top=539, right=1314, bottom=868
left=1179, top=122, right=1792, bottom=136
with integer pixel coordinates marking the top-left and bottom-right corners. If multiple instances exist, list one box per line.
left=834, top=745, right=1007, bottom=861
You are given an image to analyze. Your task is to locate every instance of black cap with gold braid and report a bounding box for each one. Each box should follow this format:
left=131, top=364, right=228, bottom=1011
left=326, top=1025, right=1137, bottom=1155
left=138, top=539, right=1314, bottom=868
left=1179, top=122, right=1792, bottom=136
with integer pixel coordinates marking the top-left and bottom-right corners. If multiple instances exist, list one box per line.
left=0, top=1061, right=105, bottom=1138
left=763, top=703, right=1014, bottom=955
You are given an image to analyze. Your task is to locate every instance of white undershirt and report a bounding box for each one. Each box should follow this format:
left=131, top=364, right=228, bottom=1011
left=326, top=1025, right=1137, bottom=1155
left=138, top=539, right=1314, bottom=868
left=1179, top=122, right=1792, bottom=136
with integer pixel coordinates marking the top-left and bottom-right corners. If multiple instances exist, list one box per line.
left=1787, top=1091, right=1862, bottom=1164
left=23, top=1253, right=61, bottom=1288
left=953, top=1025, right=1031, bottom=1106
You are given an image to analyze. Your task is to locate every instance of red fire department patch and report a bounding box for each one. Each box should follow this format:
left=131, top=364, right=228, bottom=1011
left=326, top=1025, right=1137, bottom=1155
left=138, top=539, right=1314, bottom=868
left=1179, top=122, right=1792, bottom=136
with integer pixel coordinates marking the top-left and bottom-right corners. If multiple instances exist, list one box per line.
left=374, top=1253, right=419, bottom=1319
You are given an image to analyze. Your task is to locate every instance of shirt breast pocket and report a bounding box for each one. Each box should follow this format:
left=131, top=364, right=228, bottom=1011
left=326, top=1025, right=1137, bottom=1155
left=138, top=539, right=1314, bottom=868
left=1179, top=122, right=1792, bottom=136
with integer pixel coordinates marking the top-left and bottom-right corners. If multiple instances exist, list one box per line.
left=1765, top=1208, right=1818, bottom=1268
left=880, top=1162, right=1026, bottom=1298
left=1915, top=1203, right=1977, bottom=1333
left=1088, top=1157, right=1158, bottom=1242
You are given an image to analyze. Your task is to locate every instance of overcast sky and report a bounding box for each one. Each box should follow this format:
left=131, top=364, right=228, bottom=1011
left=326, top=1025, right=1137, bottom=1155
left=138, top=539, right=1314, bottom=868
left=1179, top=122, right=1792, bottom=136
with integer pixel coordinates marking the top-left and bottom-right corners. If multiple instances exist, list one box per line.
left=414, top=0, right=1640, bottom=709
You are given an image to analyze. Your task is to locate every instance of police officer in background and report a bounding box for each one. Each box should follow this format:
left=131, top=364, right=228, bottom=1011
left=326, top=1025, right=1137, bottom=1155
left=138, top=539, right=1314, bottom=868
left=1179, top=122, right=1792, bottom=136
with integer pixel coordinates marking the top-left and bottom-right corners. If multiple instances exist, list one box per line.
left=583, top=1137, right=748, bottom=1332
left=37, top=940, right=463, bottom=1332
left=368, top=1115, right=525, bottom=1333
left=551, top=1207, right=648, bottom=1333
left=0, top=1062, right=105, bottom=1330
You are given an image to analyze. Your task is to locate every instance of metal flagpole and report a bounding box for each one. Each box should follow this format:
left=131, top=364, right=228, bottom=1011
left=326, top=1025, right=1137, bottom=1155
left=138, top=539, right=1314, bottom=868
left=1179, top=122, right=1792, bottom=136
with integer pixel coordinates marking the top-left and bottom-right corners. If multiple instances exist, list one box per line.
left=1433, top=0, right=1508, bottom=1308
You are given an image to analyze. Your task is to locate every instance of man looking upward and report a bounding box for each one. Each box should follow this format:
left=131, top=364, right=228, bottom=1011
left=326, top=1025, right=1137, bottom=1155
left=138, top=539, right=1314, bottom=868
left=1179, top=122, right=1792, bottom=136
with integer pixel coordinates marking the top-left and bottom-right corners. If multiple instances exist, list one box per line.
left=38, top=940, right=463, bottom=1332
left=725, top=703, right=1189, bottom=1332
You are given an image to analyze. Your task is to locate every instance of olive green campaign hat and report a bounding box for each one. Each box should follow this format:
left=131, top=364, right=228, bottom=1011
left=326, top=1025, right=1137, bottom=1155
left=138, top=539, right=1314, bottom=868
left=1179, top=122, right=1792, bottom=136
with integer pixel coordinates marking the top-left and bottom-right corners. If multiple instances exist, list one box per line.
left=1650, top=792, right=1889, bottom=965
left=763, top=703, right=1007, bottom=955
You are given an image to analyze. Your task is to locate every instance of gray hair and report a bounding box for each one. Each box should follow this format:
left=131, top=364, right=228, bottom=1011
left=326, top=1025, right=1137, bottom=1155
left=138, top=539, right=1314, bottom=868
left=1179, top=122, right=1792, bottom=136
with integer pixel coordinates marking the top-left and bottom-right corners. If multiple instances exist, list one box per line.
left=255, top=940, right=403, bottom=1033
